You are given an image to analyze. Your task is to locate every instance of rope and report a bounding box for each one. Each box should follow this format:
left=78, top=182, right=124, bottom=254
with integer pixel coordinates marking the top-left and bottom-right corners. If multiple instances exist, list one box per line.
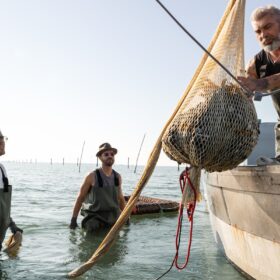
left=155, top=0, right=252, bottom=96
left=174, top=168, right=196, bottom=269
left=154, top=167, right=197, bottom=279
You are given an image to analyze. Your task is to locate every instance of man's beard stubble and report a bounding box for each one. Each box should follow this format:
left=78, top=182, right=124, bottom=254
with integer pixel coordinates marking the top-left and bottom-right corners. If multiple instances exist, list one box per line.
left=103, top=158, right=114, bottom=167
left=263, top=35, right=280, bottom=52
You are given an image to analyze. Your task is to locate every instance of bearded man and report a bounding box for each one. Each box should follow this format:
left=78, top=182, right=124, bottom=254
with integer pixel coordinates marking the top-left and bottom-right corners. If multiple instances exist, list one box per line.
left=69, top=143, right=126, bottom=232
left=238, top=5, right=280, bottom=161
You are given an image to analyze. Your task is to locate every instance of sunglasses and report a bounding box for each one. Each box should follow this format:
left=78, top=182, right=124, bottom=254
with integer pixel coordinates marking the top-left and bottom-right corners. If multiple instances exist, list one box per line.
left=0, top=138, right=7, bottom=145
left=103, top=152, right=115, bottom=157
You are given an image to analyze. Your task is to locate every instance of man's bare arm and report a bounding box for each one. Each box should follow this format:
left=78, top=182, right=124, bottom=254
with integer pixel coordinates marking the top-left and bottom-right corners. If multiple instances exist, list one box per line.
left=71, top=173, right=94, bottom=219
left=245, top=58, right=258, bottom=79
left=238, top=57, right=280, bottom=92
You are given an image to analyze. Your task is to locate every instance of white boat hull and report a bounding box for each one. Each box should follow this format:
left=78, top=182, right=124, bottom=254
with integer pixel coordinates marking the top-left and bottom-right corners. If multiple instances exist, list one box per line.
left=205, top=165, right=280, bottom=280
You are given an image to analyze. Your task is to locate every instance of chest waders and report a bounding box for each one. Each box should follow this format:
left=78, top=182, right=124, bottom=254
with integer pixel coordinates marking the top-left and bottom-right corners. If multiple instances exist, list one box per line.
left=81, top=169, right=120, bottom=232
left=0, top=166, right=12, bottom=249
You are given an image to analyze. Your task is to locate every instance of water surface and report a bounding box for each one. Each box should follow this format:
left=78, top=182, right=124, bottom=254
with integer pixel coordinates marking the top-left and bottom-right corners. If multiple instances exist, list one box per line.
left=0, top=163, right=246, bottom=279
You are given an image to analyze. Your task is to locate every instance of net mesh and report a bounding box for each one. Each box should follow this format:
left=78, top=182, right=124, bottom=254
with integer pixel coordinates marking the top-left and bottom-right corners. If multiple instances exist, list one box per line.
left=162, top=0, right=259, bottom=173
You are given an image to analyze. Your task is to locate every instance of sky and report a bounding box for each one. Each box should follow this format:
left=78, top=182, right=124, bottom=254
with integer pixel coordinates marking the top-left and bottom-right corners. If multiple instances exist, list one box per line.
left=0, top=0, right=279, bottom=166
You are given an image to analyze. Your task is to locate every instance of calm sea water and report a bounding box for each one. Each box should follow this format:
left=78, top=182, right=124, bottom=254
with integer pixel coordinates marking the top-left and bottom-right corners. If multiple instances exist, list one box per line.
left=0, top=162, right=246, bottom=280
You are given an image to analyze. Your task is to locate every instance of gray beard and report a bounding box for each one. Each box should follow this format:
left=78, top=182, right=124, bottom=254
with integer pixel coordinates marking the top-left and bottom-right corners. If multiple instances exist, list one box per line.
left=263, top=38, right=280, bottom=52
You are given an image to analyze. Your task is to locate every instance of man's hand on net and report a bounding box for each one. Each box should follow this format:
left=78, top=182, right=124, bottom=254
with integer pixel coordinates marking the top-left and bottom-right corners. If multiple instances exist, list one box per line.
left=237, top=76, right=269, bottom=93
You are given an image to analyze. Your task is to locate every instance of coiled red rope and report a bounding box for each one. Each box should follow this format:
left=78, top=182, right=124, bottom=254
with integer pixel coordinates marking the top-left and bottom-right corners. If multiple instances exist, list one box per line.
left=174, top=167, right=197, bottom=269
left=154, top=167, right=197, bottom=280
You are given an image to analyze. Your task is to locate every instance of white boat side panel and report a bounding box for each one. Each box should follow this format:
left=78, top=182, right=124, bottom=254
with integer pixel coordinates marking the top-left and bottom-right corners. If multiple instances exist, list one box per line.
left=208, top=167, right=280, bottom=194
left=206, top=184, right=231, bottom=224
left=210, top=214, right=280, bottom=280
left=223, top=189, right=280, bottom=242
left=206, top=168, right=280, bottom=242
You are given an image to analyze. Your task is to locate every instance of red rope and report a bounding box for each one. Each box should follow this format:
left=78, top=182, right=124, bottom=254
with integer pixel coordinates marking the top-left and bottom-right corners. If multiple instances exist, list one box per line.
left=174, top=167, right=197, bottom=270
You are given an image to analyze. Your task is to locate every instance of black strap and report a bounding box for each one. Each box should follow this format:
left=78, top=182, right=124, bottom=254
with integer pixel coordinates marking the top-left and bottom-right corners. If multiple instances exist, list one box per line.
left=95, top=169, right=103, bottom=187
left=0, top=166, right=10, bottom=192
left=95, top=169, right=119, bottom=187
left=113, top=170, right=120, bottom=186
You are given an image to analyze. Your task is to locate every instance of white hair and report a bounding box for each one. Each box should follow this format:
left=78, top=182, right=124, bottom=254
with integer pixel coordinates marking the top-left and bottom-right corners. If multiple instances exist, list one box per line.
left=251, top=5, right=280, bottom=24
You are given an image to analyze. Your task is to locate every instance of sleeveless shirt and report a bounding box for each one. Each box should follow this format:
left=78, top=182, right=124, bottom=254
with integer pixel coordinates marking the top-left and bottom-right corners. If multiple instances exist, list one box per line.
left=81, top=168, right=120, bottom=226
left=255, top=49, right=280, bottom=117
left=255, top=49, right=280, bottom=78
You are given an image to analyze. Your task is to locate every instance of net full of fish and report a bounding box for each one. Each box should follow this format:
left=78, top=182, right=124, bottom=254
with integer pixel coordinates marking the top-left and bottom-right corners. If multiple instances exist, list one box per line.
left=162, top=81, right=259, bottom=173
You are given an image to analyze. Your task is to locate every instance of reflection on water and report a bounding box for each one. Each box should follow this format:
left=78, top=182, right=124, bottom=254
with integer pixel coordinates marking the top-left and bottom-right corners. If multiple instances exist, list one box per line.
left=68, top=227, right=129, bottom=268
left=0, top=163, right=246, bottom=279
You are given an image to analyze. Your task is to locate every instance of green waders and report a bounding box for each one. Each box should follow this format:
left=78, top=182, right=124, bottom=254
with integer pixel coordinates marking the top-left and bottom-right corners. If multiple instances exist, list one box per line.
left=81, top=169, right=120, bottom=232
left=0, top=186, right=11, bottom=250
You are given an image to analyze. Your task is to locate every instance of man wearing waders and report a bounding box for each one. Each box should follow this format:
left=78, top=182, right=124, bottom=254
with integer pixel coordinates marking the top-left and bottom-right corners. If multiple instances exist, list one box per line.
left=0, top=130, right=23, bottom=251
left=69, top=143, right=126, bottom=231
left=238, top=5, right=280, bottom=163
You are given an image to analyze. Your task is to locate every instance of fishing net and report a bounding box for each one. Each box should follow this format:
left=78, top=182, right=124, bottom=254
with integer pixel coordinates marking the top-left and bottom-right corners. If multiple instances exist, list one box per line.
left=68, top=0, right=259, bottom=277
left=162, top=0, right=258, bottom=172
left=161, top=0, right=258, bottom=202
left=125, top=195, right=179, bottom=214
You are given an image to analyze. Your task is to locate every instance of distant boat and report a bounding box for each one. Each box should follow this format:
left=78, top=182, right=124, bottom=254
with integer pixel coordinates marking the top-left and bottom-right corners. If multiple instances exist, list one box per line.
left=205, top=122, right=280, bottom=280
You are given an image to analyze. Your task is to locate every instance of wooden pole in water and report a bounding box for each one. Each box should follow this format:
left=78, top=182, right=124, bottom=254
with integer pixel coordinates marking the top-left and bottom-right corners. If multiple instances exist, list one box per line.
left=78, top=141, right=85, bottom=173
left=127, top=157, right=130, bottom=169
left=134, top=134, right=146, bottom=174
left=96, top=157, right=99, bottom=167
